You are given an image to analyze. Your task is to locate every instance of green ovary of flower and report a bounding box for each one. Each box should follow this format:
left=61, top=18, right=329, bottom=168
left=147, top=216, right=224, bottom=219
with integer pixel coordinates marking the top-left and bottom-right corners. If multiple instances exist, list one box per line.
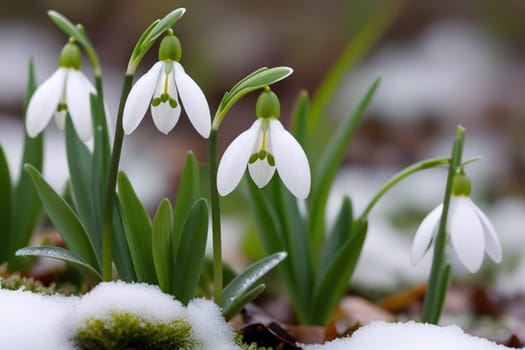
left=58, top=41, right=82, bottom=70
left=158, top=31, right=182, bottom=62
left=451, top=168, right=471, bottom=196
left=256, top=88, right=280, bottom=119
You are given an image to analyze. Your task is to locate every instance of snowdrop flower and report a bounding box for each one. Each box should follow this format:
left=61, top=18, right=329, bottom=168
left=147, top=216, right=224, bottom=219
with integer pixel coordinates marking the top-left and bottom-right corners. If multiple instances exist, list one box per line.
left=411, top=170, right=502, bottom=272
left=217, top=88, right=311, bottom=199
left=123, top=31, right=211, bottom=137
left=26, top=40, right=96, bottom=142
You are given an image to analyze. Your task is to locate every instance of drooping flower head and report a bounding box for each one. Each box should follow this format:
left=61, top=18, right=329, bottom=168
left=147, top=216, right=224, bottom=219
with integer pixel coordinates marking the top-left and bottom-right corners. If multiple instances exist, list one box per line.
left=26, top=39, right=96, bottom=141
left=217, top=87, right=311, bottom=199
left=411, top=169, right=502, bottom=272
left=123, top=30, right=211, bottom=137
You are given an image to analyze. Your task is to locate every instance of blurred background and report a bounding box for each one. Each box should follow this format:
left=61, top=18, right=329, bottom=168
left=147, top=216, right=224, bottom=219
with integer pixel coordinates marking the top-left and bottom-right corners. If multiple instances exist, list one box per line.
left=2, top=0, right=525, bottom=328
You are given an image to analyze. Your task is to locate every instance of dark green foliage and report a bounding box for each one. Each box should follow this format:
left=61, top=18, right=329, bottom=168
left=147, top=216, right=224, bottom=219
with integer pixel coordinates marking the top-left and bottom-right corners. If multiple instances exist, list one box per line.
left=73, top=312, right=196, bottom=350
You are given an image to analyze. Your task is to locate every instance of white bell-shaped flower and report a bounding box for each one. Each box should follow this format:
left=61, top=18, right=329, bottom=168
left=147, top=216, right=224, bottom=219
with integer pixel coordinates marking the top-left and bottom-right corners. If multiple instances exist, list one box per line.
left=217, top=89, right=310, bottom=199
left=411, top=171, right=502, bottom=273
left=122, top=33, right=210, bottom=137
left=26, top=42, right=95, bottom=142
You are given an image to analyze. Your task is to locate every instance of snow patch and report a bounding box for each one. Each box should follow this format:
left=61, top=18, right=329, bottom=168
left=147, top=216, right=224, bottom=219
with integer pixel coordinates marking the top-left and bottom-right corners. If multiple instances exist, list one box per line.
left=304, top=321, right=514, bottom=350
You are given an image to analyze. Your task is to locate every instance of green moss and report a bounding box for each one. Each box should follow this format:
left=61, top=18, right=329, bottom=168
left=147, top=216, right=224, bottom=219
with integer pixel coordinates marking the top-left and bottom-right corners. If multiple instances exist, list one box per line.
left=235, top=334, right=273, bottom=350
left=0, top=274, right=57, bottom=295
left=72, top=312, right=198, bottom=350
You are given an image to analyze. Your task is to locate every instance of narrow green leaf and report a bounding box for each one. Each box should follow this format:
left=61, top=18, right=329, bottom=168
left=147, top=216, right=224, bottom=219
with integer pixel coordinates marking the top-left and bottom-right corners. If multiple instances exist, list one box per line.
left=268, top=178, right=312, bottom=309
left=312, top=220, right=368, bottom=325
left=172, top=199, right=208, bottom=304
left=308, top=2, right=402, bottom=133
left=317, top=196, right=353, bottom=277
left=10, top=60, right=43, bottom=268
left=0, top=146, right=12, bottom=262
left=141, top=8, right=186, bottom=49
left=47, top=10, right=100, bottom=71
left=172, top=152, right=200, bottom=258
left=222, top=252, right=287, bottom=313
left=48, top=10, right=90, bottom=49
left=222, top=284, right=266, bottom=320
left=111, top=204, right=136, bottom=282
left=117, top=171, right=156, bottom=284
left=290, top=90, right=310, bottom=147
left=24, top=165, right=99, bottom=270
left=217, top=67, right=293, bottom=119
left=16, top=246, right=102, bottom=285
left=152, top=199, right=174, bottom=293
left=65, top=116, right=100, bottom=260
left=308, top=78, right=380, bottom=249
left=130, top=8, right=186, bottom=71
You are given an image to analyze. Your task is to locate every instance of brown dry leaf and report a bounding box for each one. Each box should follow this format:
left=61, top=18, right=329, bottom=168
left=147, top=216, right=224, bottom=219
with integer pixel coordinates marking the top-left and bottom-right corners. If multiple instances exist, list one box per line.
left=377, top=283, right=426, bottom=313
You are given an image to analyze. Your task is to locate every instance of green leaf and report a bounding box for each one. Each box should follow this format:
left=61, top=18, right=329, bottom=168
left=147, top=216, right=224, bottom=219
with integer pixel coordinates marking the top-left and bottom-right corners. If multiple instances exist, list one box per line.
left=290, top=90, right=310, bottom=147
left=308, top=2, right=402, bottom=133
left=268, top=179, right=312, bottom=316
left=117, top=171, right=156, bottom=284
left=222, top=284, right=266, bottom=321
left=172, top=152, right=200, bottom=258
left=47, top=10, right=100, bottom=72
left=16, top=246, right=102, bottom=285
left=65, top=116, right=100, bottom=260
left=141, top=8, right=186, bottom=49
left=152, top=199, right=173, bottom=293
left=308, top=78, right=379, bottom=249
left=222, top=252, right=287, bottom=314
left=317, top=196, right=353, bottom=277
left=24, top=165, right=99, bottom=270
left=111, top=203, right=136, bottom=282
left=0, top=145, right=12, bottom=262
left=312, top=220, right=368, bottom=325
left=10, top=60, right=43, bottom=269
left=217, top=67, right=293, bottom=120
left=129, top=8, right=186, bottom=71
left=172, top=199, right=209, bottom=304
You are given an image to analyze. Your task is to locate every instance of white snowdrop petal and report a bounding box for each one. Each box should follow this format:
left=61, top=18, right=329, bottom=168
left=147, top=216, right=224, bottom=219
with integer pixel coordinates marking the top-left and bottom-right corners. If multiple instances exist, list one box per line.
left=123, top=61, right=163, bottom=134
left=173, top=62, right=211, bottom=138
left=151, top=73, right=181, bottom=134
left=66, top=70, right=96, bottom=141
left=269, top=120, right=311, bottom=199
left=248, top=160, right=276, bottom=188
left=217, top=120, right=261, bottom=196
left=410, top=204, right=443, bottom=265
left=474, top=204, right=502, bottom=263
left=26, top=68, right=66, bottom=137
left=449, top=197, right=485, bottom=272
left=54, top=110, right=66, bottom=130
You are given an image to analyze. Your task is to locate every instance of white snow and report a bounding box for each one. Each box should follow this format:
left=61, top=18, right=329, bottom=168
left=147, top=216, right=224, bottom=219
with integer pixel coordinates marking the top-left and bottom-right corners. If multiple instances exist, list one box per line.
left=0, top=288, right=77, bottom=350
left=187, top=298, right=241, bottom=350
left=304, top=321, right=517, bottom=350
left=0, top=281, right=239, bottom=350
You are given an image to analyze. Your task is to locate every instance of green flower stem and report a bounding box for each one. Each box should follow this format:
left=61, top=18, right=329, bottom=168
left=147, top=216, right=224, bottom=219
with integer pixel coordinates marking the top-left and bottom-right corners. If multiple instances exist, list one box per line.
left=422, top=126, right=465, bottom=324
left=358, top=157, right=451, bottom=221
left=209, top=129, right=222, bottom=304
left=101, top=74, right=134, bottom=281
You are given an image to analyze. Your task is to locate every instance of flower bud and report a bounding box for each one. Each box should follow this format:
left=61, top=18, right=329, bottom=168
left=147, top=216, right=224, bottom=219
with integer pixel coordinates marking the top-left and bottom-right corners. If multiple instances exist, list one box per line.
left=452, top=170, right=471, bottom=196
left=158, top=33, right=182, bottom=62
left=59, top=41, right=82, bottom=70
left=256, top=88, right=280, bottom=119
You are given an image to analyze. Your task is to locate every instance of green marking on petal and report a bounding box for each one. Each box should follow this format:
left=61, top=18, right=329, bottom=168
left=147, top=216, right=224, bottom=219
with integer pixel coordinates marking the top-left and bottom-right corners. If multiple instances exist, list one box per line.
left=267, top=153, right=275, bottom=166
left=160, top=93, right=169, bottom=102
left=258, top=150, right=267, bottom=160
left=169, top=98, right=178, bottom=108
left=151, top=98, right=161, bottom=107
left=249, top=153, right=258, bottom=164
